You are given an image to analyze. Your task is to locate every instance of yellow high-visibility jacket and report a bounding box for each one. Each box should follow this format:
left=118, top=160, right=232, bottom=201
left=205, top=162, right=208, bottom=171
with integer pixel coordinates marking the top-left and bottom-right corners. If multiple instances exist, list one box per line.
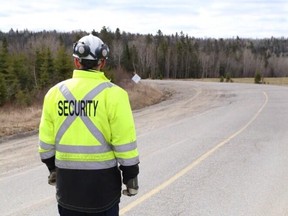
left=39, top=69, right=139, bottom=168
left=38, top=69, right=139, bottom=213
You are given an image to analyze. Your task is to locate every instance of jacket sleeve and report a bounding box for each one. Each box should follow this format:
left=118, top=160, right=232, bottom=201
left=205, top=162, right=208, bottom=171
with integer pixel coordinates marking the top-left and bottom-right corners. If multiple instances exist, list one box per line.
left=107, top=86, right=140, bottom=179
left=41, top=156, right=56, bottom=172
left=119, top=164, right=139, bottom=184
left=38, top=92, right=56, bottom=171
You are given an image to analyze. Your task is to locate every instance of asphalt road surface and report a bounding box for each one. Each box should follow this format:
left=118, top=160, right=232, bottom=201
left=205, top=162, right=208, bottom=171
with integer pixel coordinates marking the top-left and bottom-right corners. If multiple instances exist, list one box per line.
left=1, top=80, right=288, bottom=216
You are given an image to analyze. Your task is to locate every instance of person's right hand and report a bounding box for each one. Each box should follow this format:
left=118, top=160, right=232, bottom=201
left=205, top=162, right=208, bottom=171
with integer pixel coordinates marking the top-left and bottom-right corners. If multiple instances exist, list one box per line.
left=48, top=170, right=56, bottom=186
left=122, top=177, right=138, bottom=196
left=122, top=187, right=138, bottom=196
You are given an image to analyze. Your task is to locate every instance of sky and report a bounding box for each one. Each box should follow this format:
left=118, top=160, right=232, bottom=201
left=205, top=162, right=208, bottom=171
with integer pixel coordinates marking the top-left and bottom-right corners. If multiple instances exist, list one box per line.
left=1, top=0, right=288, bottom=39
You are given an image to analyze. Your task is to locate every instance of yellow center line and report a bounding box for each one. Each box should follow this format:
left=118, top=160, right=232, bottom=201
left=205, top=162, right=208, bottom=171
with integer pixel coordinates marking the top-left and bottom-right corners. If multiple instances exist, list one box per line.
left=120, top=91, right=268, bottom=215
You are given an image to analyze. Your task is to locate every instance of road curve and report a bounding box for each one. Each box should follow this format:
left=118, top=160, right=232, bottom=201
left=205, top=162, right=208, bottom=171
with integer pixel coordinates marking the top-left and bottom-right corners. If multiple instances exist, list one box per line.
left=1, top=80, right=288, bottom=216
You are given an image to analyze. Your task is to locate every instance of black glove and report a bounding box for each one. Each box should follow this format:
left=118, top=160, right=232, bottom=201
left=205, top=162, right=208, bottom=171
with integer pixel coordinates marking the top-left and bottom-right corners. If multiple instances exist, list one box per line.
left=123, top=177, right=139, bottom=196
left=48, top=169, right=56, bottom=186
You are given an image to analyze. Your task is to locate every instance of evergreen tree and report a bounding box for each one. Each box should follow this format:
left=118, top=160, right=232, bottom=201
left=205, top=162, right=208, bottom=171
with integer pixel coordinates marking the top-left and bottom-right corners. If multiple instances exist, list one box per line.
left=99, top=26, right=114, bottom=47
left=115, top=28, right=121, bottom=40
left=0, top=37, right=19, bottom=102
left=0, top=74, right=7, bottom=106
left=54, top=45, right=73, bottom=83
left=6, top=63, right=20, bottom=102
left=34, top=49, right=44, bottom=88
left=12, top=53, right=33, bottom=91
left=121, top=43, right=134, bottom=72
left=0, top=37, right=8, bottom=105
left=0, top=37, right=9, bottom=78
left=39, top=47, right=54, bottom=89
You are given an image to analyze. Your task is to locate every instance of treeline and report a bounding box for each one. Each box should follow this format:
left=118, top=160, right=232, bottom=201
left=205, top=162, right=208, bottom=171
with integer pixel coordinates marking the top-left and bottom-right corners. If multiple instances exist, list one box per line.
left=0, top=27, right=288, bottom=106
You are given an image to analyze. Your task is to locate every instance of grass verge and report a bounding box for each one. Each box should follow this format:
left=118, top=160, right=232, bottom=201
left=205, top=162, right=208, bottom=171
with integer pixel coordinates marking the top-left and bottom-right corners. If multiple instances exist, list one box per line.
left=0, top=80, right=169, bottom=139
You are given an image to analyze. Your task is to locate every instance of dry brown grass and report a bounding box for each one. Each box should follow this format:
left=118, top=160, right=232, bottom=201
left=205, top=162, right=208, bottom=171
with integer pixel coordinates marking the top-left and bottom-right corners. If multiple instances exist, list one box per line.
left=0, top=80, right=169, bottom=139
left=198, top=77, right=288, bottom=86
left=0, top=105, right=42, bottom=138
left=121, top=79, right=170, bottom=110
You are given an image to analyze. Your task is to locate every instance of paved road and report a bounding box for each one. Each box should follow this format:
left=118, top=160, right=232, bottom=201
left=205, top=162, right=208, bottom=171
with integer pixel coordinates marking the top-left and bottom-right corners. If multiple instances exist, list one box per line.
left=1, top=80, right=288, bottom=216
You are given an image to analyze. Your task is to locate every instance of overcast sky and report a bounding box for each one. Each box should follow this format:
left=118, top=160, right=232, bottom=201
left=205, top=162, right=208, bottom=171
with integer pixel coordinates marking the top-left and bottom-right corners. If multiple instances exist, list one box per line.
left=1, top=0, right=288, bottom=38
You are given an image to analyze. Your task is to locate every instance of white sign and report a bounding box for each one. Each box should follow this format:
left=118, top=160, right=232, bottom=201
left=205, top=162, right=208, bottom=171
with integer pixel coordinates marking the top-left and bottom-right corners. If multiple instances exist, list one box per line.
left=132, top=74, right=141, bottom=83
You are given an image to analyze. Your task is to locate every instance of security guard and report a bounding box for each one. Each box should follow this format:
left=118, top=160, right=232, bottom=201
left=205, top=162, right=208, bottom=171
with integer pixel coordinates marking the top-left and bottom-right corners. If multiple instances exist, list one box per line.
left=38, top=34, right=140, bottom=216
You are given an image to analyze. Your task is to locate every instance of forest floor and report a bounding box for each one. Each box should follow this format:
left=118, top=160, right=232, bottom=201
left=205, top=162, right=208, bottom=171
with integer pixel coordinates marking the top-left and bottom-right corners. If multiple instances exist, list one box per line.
left=0, top=77, right=288, bottom=141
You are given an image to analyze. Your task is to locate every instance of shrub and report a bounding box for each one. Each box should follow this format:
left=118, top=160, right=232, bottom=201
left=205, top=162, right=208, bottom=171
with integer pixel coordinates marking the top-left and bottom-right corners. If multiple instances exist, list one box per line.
left=225, top=73, right=233, bottom=82
left=0, top=76, right=7, bottom=106
left=254, top=71, right=262, bottom=84
left=15, top=90, right=32, bottom=107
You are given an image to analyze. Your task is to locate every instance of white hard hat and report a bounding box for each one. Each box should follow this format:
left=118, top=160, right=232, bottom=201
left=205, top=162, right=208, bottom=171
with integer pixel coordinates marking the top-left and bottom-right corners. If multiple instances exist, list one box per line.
left=73, top=34, right=109, bottom=61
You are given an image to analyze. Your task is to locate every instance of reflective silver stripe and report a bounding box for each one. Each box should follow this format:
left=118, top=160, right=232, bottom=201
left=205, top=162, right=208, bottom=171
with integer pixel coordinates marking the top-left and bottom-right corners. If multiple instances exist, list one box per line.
left=55, top=113, right=75, bottom=144
left=81, top=115, right=107, bottom=146
left=39, top=140, right=55, bottom=159
left=40, top=151, right=55, bottom=159
left=57, top=144, right=111, bottom=154
left=39, top=140, right=55, bottom=150
left=79, top=82, right=114, bottom=146
left=56, top=82, right=113, bottom=147
left=56, top=84, right=79, bottom=144
left=56, top=159, right=117, bottom=170
left=113, top=141, right=137, bottom=153
left=117, top=157, right=140, bottom=166
left=84, top=82, right=114, bottom=101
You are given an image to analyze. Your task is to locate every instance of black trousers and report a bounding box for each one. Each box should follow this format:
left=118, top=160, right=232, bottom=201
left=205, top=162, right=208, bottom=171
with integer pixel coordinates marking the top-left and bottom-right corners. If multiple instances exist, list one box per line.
left=58, top=203, right=119, bottom=216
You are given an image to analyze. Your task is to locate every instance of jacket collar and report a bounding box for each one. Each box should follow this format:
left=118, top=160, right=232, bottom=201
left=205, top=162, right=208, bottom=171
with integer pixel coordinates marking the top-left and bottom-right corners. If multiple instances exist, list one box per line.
left=72, top=70, right=109, bottom=81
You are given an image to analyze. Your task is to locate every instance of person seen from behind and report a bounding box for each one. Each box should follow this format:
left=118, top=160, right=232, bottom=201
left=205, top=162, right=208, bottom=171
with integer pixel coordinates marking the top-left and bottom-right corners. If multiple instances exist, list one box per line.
left=38, top=33, right=140, bottom=216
